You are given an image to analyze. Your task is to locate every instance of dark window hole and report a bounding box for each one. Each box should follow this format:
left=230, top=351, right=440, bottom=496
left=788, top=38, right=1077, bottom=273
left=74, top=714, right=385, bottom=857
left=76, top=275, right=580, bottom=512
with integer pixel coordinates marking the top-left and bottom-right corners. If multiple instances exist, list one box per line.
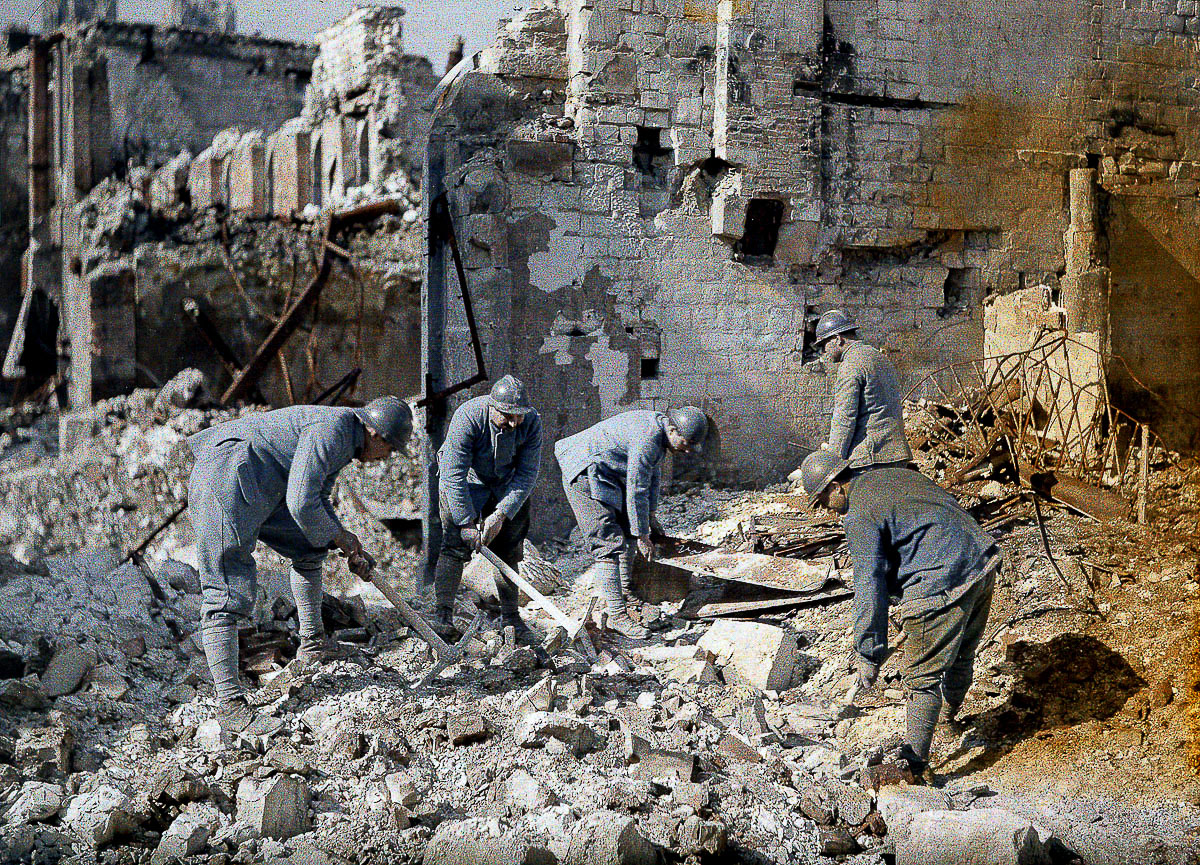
left=733, top=198, right=785, bottom=263
left=640, top=357, right=660, bottom=380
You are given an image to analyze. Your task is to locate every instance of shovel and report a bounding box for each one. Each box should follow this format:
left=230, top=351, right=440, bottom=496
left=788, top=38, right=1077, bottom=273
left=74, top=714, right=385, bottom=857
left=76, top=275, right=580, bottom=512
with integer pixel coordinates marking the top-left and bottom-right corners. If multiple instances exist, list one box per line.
left=367, top=568, right=486, bottom=688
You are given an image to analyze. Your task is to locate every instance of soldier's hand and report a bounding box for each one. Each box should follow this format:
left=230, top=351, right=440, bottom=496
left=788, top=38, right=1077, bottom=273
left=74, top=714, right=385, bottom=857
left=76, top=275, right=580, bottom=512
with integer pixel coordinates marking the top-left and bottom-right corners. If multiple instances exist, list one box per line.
left=460, top=526, right=483, bottom=551
left=855, top=655, right=880, bottom=690
left=335, top=529, right=364, bottom=558
left=348, top=549, right=375, bottom=581
left=481, top=512, right=506, bottom=547
left=637, top=535, right=656, bottom=562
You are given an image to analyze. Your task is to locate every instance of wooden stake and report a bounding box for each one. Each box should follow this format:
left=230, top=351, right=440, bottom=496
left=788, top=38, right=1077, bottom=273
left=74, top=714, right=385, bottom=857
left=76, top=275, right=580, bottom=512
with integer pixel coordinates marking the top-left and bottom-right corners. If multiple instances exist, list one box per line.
left=1137, top=423, right=1150, bottom=525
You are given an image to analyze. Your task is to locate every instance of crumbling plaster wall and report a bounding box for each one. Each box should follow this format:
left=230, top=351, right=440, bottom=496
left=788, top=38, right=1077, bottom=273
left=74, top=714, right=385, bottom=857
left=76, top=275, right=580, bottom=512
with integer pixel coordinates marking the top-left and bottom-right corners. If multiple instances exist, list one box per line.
left=428, top=0, right=1200, bottom=538
left=90, top=22, right=315, bottom=170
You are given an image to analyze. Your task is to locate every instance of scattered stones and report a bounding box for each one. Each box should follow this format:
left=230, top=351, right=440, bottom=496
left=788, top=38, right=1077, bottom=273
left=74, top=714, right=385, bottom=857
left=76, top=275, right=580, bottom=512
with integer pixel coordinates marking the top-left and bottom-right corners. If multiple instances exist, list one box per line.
left=514, top=711, right=597, bottom=755
left=698, top=620, right=796, bottom=692
left=235, top=775, right=311, bottom=840
left=62, top=785, right=139, bottom=847
left=897, top=809, right=1053, bottom=865
left=4, top=781, right=65, bottom=824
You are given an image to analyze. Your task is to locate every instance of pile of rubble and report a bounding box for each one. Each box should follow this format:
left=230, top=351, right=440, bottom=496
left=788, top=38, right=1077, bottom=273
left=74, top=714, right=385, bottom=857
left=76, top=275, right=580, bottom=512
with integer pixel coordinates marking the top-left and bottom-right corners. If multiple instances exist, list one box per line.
left=3, top=381, right=1200, bottom=864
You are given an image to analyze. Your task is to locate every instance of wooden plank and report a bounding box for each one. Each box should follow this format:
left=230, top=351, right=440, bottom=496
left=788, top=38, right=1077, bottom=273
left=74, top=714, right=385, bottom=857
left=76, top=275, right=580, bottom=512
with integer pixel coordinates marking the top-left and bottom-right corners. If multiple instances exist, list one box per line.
left=696, top=590, right=853, bottom=618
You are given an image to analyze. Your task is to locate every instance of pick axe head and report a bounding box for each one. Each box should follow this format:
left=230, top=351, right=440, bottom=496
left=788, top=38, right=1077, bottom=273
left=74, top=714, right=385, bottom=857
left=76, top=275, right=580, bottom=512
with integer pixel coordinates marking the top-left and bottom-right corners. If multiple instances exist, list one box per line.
left=415, top=609, right=487, bottom=688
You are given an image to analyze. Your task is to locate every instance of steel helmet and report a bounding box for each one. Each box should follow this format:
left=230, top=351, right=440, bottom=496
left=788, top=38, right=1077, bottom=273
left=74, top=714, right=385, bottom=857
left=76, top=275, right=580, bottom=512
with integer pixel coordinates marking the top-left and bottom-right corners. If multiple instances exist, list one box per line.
left=489, top=374, right=533, bottom=415
left=814, top=309, right=858, bottom=346
left=668, top=406, right=708, bottom=453
left=800, top=448, right=851, bottom=507
left=355, top=396, right=413, bottom=449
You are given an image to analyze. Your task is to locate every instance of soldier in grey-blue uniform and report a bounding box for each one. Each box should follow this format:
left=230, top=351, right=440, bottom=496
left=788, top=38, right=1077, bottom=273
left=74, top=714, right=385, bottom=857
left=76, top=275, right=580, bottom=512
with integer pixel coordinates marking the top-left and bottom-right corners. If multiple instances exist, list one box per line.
left=187, top=396, right=411, bottom=731
left=813, top=309, right=912, bottom=472
left=801, top=448, right=999, bottom=776
left=433, top=376, right=542, bottom=641
left=555, top=407, right=708, bottom=638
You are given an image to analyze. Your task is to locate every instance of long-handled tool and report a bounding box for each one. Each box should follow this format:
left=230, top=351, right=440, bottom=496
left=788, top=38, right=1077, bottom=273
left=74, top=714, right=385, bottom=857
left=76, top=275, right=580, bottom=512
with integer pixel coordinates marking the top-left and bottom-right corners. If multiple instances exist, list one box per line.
left=368, top=569, right=486, bottom=687
left=475, top=546, right=599, bottom=662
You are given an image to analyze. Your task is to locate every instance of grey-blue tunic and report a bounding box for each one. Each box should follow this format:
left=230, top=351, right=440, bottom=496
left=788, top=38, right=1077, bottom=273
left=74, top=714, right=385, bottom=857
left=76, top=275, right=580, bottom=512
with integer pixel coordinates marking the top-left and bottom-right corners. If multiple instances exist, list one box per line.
left=554, top=410, right=666, bottom=537
left=437, top=394, right=542, bottom=528
left=828, top=341, right=913, bottom=469
left=187, top=405, right=364, bottom=621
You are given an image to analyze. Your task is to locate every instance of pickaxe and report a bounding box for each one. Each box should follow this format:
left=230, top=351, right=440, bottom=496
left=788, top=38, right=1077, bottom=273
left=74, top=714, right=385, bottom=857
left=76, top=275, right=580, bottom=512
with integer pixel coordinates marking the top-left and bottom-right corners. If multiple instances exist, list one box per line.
left=368, top=569, right=486, bottom=688
left=474, top=546, right=599, bottom=662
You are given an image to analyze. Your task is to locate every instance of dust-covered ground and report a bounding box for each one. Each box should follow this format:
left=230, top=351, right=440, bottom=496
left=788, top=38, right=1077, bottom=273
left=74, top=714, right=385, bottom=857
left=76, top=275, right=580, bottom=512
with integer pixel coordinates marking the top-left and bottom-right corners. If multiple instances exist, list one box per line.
left=2, top=380, right=1200, bottom=864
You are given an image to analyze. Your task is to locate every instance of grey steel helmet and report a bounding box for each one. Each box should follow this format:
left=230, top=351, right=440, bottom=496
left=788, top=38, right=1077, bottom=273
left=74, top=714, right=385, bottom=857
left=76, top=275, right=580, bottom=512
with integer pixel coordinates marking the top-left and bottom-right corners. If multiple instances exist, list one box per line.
left=814, top=309, right=858, bottom=346
left=667, top=406, right=708, bottom=453
left=489, top=374, right=533, bottom=415
left=800, top=448, right=851, bottom=507
left=355, top=396, right=412, bottom=449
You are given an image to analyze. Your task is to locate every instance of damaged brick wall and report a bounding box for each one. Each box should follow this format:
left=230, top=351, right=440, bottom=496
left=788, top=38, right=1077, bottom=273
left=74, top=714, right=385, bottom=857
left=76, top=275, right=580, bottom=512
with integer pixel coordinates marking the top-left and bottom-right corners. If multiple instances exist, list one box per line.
left=0, top=58, right=29, bottom=398
left=428, top=0, right=1200, bottom=536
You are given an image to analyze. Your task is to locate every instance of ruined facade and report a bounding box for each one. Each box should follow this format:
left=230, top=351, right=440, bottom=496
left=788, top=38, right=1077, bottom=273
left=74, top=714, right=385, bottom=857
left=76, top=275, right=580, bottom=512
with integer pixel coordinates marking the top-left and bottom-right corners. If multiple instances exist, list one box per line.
left=1, top=6, right=437, bottom=416
left=425, top=0, right=1200, bottom=535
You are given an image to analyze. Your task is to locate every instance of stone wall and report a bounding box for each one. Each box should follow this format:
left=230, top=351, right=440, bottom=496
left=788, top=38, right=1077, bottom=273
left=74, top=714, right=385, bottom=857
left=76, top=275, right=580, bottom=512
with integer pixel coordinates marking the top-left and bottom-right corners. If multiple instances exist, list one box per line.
left=427, top=0, right=1200, bottom=536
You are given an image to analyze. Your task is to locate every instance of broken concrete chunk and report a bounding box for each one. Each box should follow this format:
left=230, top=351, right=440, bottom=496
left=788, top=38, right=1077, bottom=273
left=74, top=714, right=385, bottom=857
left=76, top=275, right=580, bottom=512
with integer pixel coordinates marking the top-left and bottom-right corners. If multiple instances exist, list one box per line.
left=63, top=785, right=139, bottom=847
left=151, top=803, right=220, bottom=864
left=505, top=768, right=558, bottom=813
left=447, top=707, right=490, bottom=746
left=235, top=774, right=310, bottom=840
left=5, top=781, right=65, bottom=824
left=384, top=770, right=423, bottom=808
left=564, top=810, right=657, bottom=865
left=15, top=726, right=73, bottom=778
left=514, top=711, right=596, bottom=755
left=698, top=620, right=796, bottom=691
left=877, top=785, right=953, bottom=846
left=40, top=639, right=96, bottom=697
left=819, top=825, right=861, bottom=857
left=897, top=809, right=1053, bottom=865
left=675, top=815, right=727, bottom=857
left=424, top=818, right=546, bottom=865
left=825, top=779, right=873, bottom=826
left=517, top=675, right=558, bottom=713
left=0, top=675, right=48, bottom=710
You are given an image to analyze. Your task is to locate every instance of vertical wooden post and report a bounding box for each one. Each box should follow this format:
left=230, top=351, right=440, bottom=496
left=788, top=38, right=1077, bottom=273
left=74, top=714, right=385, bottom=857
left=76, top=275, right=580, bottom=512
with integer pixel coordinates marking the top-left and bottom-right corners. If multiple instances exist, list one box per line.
left=1137, top=424, right=1150, bottom=525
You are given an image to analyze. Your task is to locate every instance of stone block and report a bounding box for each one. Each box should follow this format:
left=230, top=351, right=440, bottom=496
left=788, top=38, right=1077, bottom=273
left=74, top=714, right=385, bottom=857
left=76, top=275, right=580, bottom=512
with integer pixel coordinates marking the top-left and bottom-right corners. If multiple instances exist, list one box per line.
left=514, top=711, right=597, bottom=755
left=447, top=708, right=490, bottom=746
left=507, top=139, right=576, bottom=175
left=877, top=785, right=953, bottom=846
left=897, top=809, right=1053, bottom=865
left=0, top=676, right=48, bottom=710
left=63, top=785, right=138, bottom=847
left=698, top=620, right=796, bottom=691
left=15, top=727, right=73, bottom=778
left=674, top=816, right=727, bottom=856
left=517, top=676, right=558, bottom=713
left=505, top=768, right=558, bottom=813
left=41, top=639, right=96, bottom=697
left=564, top=810, right=657, bottom=865
left=235, top=774, right=310, bottom=840
left=151, top=804, right=220, bottom=864
left=5, top=782, right=65, bottom=824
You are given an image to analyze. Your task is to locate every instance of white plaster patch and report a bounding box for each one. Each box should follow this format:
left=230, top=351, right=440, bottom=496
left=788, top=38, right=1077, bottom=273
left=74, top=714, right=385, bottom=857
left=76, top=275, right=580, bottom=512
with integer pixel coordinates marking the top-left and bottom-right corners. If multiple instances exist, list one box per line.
left=529, top=219, right=586, bottom=292
left=585, top=336, right=631, bottom=416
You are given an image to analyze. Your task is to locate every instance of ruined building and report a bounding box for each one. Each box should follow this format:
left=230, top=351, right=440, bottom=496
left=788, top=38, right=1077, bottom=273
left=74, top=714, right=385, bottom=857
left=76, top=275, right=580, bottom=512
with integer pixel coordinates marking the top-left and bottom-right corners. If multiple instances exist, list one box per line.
left=425, top=0, right=1200, bottom=534
left=0, top=5, right=438, bottom=414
